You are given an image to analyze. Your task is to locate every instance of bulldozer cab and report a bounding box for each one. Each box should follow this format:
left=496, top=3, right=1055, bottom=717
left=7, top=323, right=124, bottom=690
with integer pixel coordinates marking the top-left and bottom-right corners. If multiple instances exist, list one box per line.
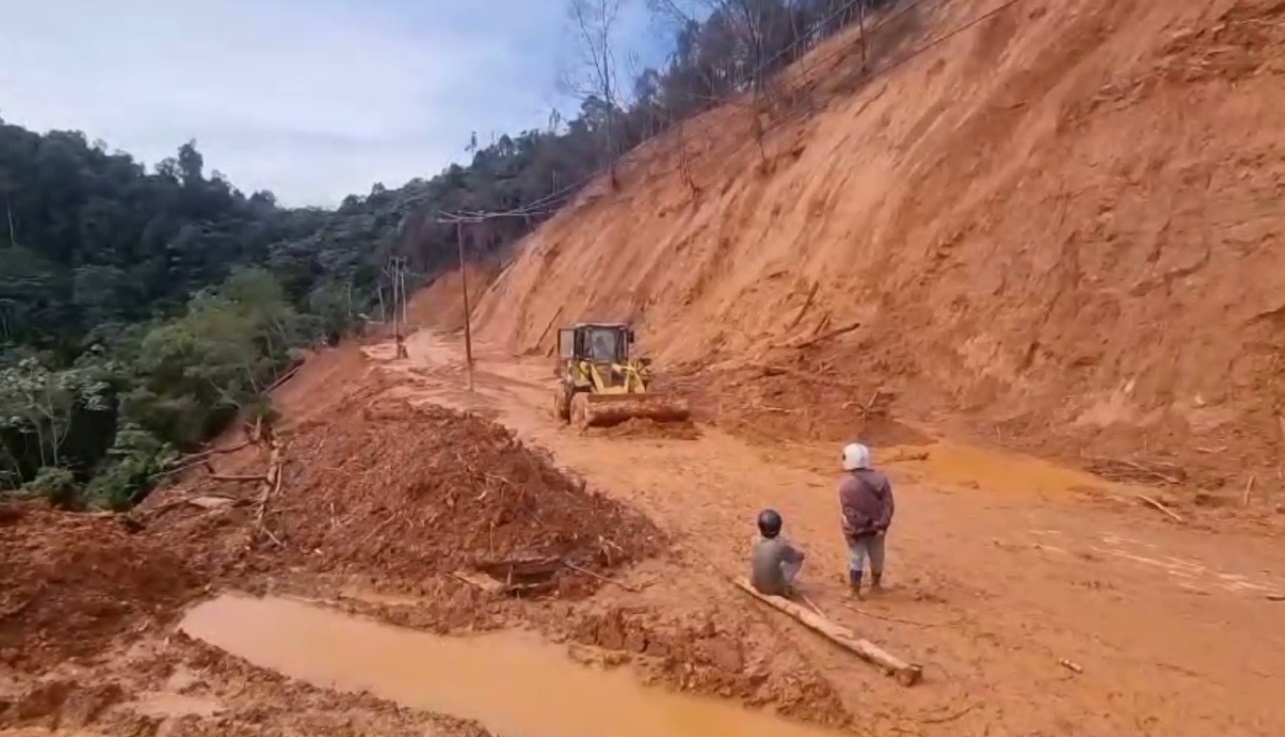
left=558, top=323, right=635, bottom=364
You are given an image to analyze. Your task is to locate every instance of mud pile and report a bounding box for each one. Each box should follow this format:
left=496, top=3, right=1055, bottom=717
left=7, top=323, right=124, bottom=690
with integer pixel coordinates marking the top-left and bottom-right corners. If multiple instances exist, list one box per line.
left=162, top=387, right=664, bottom=592
left=0, top=504, right=206, bottom=670
left=455, top=0, right=1285, bottom=479
left=0, top=632, right=493, bottom=737
left=281, top=397, right=662, bottom=582
left=674, top=355, right=933, bottom=446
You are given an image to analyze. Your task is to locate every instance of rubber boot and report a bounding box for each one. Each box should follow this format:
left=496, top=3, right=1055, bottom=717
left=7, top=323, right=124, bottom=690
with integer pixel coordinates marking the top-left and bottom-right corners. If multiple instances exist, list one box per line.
left=848, top=569, right=863, bottom=598
left=870, top=572, right=883, bottom=593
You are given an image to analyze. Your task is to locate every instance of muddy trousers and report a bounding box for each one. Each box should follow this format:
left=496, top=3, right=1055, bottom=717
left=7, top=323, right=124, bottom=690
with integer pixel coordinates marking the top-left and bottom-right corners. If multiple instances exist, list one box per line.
left=846, top=534, right=886, bottom=585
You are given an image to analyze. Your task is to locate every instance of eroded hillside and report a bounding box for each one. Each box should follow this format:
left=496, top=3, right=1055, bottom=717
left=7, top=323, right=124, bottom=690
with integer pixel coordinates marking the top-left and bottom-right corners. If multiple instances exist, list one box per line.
left=462, top=0, right=1285, bottom=479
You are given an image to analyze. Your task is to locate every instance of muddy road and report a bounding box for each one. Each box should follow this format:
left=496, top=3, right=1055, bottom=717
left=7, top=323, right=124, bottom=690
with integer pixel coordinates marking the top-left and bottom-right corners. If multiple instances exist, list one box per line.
left=3, top=327, right=1282, bottom=737
left=366, top=328, right=1285, bottom=737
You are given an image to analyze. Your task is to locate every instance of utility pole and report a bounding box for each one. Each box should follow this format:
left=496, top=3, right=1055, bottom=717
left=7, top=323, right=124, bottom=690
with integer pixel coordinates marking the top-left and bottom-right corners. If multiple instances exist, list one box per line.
left=456, top=221, right=476, bottom=392
left=390, top=256, right=409, bottom=359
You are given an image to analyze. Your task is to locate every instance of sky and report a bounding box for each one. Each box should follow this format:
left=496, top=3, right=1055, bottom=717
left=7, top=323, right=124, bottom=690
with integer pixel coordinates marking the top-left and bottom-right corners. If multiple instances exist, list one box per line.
left=0, top=0, right=672, bottom=207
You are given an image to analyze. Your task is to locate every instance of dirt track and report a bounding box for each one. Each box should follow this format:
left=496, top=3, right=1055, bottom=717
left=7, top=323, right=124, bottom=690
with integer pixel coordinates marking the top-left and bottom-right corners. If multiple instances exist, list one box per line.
left=2, top=331, right=1282, bottom=736
left=370, top=328, right=1285, bottom=737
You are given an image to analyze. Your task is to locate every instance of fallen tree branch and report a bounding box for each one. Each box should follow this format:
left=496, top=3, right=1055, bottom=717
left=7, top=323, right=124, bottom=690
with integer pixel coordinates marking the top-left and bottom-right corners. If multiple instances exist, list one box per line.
left=533, top=306, right=565, bottom=350
left=785, top=282, right=819, bottom=331
left=563, top=561, right=640, bottom=593
left=150, top=459, right=216, bottom=480
left=790, top=319, right=862, bottom=350
left=137, top=492, right=247, bottom=521
left=749, top=363, right=862, bottom=391
left=180, top=440, right=253, bottom=462
left=211, top=474, right=268, bottom=483
left=1136, top=494, right=1184, bottom=523
left=449, top=570, right=507, bottom=595
left=253, top=429, right=286, bottom=547
left=265, top=362, right=304, bottom=394
left=1087, top=456, right=1183, bottom=485
left=919, top=703, right=978, bottom=725
left=734, top=578, right=922, bottom=686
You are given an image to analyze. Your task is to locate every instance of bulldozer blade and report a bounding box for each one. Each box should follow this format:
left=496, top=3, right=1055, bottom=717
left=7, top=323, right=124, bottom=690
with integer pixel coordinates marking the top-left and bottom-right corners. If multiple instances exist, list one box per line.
left=576, top=393, right=691, bottom=428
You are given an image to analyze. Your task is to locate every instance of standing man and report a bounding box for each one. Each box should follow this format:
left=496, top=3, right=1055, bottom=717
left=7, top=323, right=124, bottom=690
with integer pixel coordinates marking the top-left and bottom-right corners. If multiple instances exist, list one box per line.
left=839, top=443, right=895, bottom=597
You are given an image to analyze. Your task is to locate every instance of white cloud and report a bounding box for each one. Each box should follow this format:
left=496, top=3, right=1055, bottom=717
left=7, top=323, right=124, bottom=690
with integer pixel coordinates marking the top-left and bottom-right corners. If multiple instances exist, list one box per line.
left=0, top=0, right=665, bottom=206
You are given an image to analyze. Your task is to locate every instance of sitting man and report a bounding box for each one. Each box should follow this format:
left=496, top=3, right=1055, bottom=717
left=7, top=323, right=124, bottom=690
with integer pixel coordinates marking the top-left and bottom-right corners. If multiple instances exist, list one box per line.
left=749, top=508, right=807, bottom=596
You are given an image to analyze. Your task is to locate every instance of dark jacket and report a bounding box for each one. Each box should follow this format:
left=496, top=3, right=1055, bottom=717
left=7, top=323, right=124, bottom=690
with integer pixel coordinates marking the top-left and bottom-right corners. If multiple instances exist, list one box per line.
left=839, top=469, right=894, bottom=540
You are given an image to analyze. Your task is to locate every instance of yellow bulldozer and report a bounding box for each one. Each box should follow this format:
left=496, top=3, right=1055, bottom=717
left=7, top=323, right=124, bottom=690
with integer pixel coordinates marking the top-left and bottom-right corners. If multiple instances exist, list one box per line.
left=551, top=322, right=691, bottom=429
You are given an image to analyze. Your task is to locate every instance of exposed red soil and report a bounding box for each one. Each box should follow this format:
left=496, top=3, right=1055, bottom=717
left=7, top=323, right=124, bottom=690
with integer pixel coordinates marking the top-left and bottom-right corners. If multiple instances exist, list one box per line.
left=561, top=604, right=851, bottom=728
left=267, top=343, right=375, bottom=432
left=257, top=396, right=663, bottom=586
left=462, top=0, right=1285, bottom=491
left=0, top=505, right=206, bottom=672
left=593, top=417, right=703, bottom=441
left=407, top=259, right=505, bottom=333
left=142, top=371, right=662, bottom=599
left=0, top=633, right=494, bottom=737
left=673, top=355, right=935, bottom=447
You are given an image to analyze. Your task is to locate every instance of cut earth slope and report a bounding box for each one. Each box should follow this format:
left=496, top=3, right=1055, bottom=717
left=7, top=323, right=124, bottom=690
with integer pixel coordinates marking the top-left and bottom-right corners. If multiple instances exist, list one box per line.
left=467, top=0, right=1285, bottom=483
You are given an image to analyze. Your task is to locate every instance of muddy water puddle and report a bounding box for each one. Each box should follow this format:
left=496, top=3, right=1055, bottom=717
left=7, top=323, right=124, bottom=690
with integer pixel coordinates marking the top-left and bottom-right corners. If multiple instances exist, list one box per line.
left=180, top=594, right=843, bottom=737
left=886, top=441, right=1110, bottom=495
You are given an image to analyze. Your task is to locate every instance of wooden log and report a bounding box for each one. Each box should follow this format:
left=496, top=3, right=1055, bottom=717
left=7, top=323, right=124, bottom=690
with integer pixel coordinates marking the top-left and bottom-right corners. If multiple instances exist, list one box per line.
left=734, top=578, right=922, bottom=686
left=1136, top=493, right=1184, bottom=523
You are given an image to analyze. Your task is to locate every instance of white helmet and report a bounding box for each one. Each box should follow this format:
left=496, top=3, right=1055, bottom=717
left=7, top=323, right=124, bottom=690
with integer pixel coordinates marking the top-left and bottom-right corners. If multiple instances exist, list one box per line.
left=842, top=443, right=870, bottom=471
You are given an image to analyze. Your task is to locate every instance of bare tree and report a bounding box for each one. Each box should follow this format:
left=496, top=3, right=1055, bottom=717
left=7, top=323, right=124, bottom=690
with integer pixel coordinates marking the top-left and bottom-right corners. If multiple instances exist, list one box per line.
left=564, top=0, right=628, bottom=189
left=648, top=0, right=794, bottom=167
left=673, top=116, right=701, bottom=199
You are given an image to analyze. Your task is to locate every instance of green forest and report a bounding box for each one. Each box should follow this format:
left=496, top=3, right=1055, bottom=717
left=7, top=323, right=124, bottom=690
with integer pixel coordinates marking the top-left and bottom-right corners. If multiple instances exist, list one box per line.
left=0, top=0, right=887, bottom=508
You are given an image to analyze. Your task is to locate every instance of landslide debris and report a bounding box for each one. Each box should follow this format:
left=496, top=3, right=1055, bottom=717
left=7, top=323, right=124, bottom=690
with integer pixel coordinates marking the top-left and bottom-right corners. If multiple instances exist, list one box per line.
left=253, top=395, right=664, bottom=585
left=0, top=504, right=205, bottom=671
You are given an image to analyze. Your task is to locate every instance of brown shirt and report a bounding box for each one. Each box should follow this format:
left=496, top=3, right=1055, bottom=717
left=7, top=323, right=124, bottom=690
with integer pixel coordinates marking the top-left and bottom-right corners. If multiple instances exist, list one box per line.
left=839, top=469, right=895, bottom=540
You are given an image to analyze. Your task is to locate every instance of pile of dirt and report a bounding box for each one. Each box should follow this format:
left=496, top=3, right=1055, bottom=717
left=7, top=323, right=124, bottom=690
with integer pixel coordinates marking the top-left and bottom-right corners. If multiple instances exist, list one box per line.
left=277, top=398, right=662, bottom=586
left=0, top=633, right=494, bottom=737
left=0, top=504, right=207, bottom=671
left=451, top=0, right=1285, bottom=478
left=561, top=605, right=852, bottom=729
left=152, top=384, right=664, bottom=596
left=677, top=355, right=934, bottom=446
